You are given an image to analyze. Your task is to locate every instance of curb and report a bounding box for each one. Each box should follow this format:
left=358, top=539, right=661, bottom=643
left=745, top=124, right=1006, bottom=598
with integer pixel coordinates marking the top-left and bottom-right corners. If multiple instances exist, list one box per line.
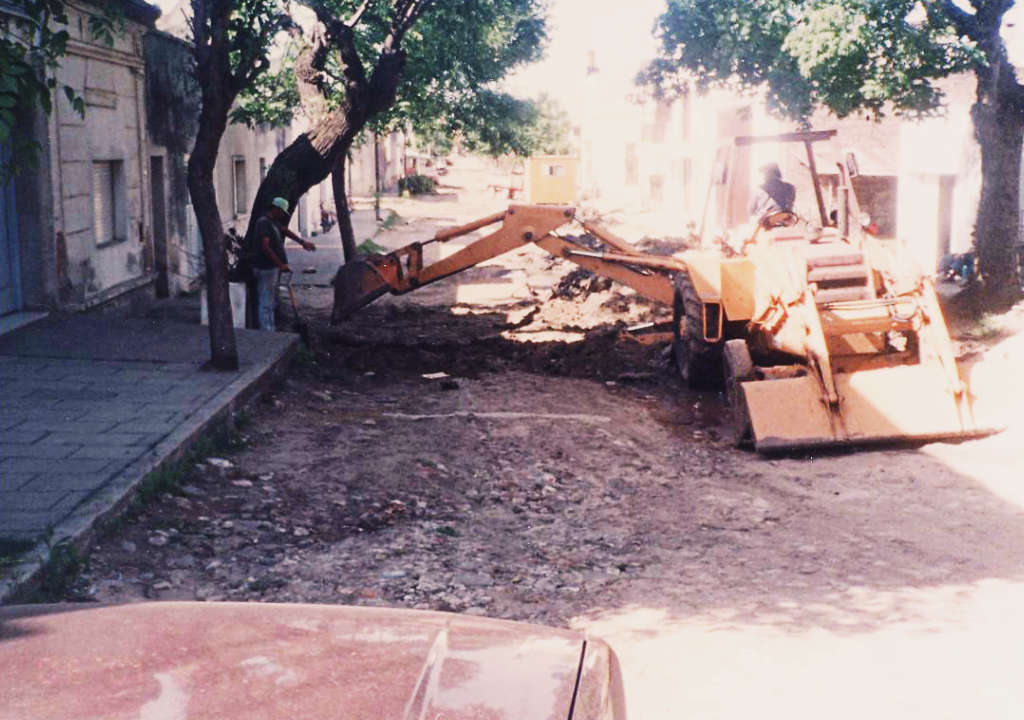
left=0, top=335, right=299, bottom=604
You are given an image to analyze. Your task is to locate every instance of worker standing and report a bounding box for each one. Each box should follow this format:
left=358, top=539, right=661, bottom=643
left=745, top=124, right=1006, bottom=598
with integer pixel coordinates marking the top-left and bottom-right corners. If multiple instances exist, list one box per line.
left=252, top=197, right=316, bottom=330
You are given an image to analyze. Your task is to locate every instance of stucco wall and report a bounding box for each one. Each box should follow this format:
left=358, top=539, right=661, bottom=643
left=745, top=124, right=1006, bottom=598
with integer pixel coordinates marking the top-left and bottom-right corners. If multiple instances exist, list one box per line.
left=51, top=1, right=152, bottom=304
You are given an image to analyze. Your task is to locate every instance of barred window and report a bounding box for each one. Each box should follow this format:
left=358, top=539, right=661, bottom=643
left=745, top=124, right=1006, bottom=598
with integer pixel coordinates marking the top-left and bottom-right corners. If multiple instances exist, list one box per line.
left=233, top=157, right=247, bottom=216
left=93, top=160, right=126, bottom=244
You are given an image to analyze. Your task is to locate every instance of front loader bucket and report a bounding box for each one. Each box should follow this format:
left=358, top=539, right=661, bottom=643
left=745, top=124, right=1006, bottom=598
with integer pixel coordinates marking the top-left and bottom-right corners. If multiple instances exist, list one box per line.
left=331, top=257, right=392, bottom=323
left=740, top=365, right=991, bottom=453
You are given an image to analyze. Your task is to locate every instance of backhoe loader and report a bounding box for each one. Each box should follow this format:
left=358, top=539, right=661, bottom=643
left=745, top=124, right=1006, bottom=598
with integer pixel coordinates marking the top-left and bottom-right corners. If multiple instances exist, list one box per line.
left=331, top=130, right=990, bottom=452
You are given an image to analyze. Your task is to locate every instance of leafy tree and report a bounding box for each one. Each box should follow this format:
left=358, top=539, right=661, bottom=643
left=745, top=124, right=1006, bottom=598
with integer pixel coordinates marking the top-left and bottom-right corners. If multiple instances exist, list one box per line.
left=643, top=0, right=1024, bottom=308
left=0, top=0, right=120, bottom=180
left=456, top=91, right=573, bottom=157
left=186, top=0, right=291, bottom=369
left=239, top=0, right=548, bottom=263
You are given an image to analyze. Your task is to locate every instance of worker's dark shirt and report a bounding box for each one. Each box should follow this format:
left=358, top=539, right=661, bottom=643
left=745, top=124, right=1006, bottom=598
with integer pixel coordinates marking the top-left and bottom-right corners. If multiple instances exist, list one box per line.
left=253, top=215, right=286, bottom=270
left=749, top=178, right=796, bottom=219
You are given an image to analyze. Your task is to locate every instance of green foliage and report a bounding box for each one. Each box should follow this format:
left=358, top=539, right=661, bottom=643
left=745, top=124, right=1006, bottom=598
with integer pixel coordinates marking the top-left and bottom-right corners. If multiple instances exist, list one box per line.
left=356, top=237, right=387, bottom=254
left=391, top=0, right=547, bottom=150
left=87, top=1, right=125, bottom=48
left=457, top=90, right=572, bottom=157
left=641, top=0, right=980, bottom=121
left=398, top=173, right=436, bottom=194
left=230, top=62, right=300, bottom=128
left=236, top=0, right=550, bottom=155
left=0, top=0, right=125, bottom=179
left=33, top=538, right=84, bottom=601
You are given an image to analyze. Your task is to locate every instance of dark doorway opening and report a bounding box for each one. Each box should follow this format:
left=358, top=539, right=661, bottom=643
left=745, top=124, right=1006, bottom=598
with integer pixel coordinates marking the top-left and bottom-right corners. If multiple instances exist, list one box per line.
left=150, top=156, right=169, bottom=298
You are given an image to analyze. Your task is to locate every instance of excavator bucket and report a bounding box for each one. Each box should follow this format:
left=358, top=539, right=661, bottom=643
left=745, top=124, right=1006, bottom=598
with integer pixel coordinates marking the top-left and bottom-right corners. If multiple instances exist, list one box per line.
left=740, top=365, right=986, bottom=452
left=331, top=256, right=394, bottom=323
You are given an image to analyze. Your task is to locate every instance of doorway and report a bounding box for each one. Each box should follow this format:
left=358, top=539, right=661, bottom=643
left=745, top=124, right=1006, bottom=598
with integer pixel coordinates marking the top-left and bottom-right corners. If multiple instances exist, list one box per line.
left=150, top=156, right=169, bottom=297
left=0, top=145, right=22, bottom=315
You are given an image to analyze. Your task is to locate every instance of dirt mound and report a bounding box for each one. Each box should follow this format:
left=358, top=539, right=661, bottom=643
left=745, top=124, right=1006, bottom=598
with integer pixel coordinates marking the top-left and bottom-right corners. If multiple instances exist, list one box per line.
left=552, top=267, right=613, bottom=300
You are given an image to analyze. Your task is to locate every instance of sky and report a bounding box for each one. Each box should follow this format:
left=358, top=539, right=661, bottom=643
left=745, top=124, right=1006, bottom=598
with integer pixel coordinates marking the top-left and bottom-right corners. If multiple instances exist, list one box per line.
left=503, top=0, right=665, bottom=107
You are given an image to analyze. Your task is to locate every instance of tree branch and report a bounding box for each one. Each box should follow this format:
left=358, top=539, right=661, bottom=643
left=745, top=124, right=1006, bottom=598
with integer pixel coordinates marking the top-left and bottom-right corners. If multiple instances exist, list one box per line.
left=332, top=21, right=371, bottom=96
left=293, top=24, right=331, bottom=118
left=924, top=0, right=980, bottom=40
left=384, top=0, right=434, bottom=50
left=303, top=0, right=338, bottom=29
left=346, top=0, right=373, bottom=28
left=230, top=12, right=292, bottom=95
left=399, top=0, right=433, bottom=33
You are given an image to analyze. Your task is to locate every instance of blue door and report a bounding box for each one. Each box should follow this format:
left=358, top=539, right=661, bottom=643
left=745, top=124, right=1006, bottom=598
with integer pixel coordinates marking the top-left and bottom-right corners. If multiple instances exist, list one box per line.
left=0, top=145, right=22, bottom=315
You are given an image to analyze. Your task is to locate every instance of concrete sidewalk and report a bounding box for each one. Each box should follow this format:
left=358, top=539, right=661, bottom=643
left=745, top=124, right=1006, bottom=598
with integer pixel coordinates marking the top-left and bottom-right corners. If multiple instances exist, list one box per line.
left=0, top=314, right=297, bottom=602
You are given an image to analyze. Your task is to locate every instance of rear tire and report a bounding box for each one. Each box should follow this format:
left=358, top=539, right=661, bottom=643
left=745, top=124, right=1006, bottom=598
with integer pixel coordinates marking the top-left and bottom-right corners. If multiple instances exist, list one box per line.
left=672, top=271, right=721, bottom=388
left=723, top=339, right=754, bottom=447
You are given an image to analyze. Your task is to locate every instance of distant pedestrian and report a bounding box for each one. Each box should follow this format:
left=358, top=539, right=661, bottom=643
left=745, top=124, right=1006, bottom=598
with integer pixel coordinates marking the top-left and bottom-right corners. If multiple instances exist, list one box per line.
left=252, top=197, right=316, bottom=331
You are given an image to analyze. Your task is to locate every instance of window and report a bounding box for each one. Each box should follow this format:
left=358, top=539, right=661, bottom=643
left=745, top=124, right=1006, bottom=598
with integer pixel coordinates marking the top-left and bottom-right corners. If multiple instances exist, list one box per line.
left=650, top=174, right=665, bottom=205
left=680, top=96, right=690, bottom=142
left=232, top=156, right=247, bottom=216
left=642, top=102, right=671, bottom=144
left=545, top=164, right=567, bottom=177
left=625, top=143, right=638, bottom=187
left=259, top=157, right=267, bottom=181
left=93, top=160, right=126, bottom=245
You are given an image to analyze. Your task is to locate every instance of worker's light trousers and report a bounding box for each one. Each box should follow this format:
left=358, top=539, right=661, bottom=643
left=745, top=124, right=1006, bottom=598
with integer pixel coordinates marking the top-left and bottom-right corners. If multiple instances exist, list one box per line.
left=254, top=268, right=279, bottom=331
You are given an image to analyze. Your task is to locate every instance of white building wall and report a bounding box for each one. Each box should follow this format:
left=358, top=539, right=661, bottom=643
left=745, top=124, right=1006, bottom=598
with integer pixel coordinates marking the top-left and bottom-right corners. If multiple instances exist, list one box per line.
left=897, top=109, right=976, bottom=274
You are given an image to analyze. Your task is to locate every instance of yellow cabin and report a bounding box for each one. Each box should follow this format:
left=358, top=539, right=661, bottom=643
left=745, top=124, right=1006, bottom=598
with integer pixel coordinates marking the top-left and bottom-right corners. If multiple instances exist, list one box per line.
left=527, top=156, right=578, bottom=204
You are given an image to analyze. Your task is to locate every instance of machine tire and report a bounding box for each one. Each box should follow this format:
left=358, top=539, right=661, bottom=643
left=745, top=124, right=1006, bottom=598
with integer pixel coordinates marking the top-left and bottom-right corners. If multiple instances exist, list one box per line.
left=672, top=271, right=721, bottom=388
left=723, top=339, right=754, bottom=447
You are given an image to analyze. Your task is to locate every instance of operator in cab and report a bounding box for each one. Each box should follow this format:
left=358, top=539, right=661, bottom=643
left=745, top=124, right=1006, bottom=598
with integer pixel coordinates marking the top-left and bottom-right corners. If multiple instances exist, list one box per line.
left=749, top=163, right=796, bottom=220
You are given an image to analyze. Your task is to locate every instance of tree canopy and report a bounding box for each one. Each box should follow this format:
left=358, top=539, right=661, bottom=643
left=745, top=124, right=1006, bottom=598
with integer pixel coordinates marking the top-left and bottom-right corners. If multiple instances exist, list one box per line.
left=640, top=0, right=981, bottom=120
left=455, top=91, right=572, bottom=157
left=232, top=0, right=555, bottom=158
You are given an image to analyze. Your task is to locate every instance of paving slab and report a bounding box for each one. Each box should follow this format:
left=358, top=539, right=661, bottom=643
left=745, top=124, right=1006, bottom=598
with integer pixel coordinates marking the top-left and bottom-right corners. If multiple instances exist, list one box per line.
left=0, top=313, right=296, bottom=602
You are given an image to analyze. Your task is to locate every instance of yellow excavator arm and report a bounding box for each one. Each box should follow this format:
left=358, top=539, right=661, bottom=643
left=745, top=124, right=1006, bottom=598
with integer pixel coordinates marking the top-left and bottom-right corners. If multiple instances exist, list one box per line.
left=331, top=204, right=678, bottom=322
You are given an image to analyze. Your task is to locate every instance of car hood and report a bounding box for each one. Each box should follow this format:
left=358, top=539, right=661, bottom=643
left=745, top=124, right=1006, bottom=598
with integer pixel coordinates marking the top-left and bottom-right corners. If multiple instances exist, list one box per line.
left=0, top=601, right=624, bottom=720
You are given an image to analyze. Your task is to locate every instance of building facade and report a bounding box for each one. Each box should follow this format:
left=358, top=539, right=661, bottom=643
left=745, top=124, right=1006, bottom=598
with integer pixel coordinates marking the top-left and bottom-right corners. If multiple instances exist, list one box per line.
left=4, top=0, right=161, bottom=315
left=1, top=0, right=401, bottom=319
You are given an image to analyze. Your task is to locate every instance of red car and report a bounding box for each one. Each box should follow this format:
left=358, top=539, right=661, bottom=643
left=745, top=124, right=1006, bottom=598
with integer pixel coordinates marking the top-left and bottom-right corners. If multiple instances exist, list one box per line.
left=0, top=602, right=627, bottom=719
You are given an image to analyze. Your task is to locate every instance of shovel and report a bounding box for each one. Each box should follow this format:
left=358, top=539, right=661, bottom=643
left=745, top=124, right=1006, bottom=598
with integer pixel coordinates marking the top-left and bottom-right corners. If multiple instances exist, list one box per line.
left=278, top=271, right=311, bottom=345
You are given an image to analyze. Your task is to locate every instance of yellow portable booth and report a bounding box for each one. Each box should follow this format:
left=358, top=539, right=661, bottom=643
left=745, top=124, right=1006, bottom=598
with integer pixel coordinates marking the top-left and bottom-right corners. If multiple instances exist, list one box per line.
left=527, top=155, right=578, bottom=204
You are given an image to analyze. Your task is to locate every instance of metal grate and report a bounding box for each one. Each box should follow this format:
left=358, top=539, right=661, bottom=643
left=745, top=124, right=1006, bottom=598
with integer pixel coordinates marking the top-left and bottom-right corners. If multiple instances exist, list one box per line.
left=233, top=157, right=247, bottom=216
left=93, top=161, right=114, bottom=243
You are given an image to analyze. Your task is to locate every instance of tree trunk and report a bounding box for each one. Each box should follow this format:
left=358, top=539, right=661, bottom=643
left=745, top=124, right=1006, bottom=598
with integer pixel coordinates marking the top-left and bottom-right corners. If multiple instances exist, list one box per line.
left=187, top=99, right=238, bottom=371
left=241, top=49, right=406, bottom=248
left=374, top=131, right=382, bottom=222
left=243, top=123, right=359, bottom=248
left=331, top=152, right=358, bottom=261
left=972, top=60, right=1024, bottom=310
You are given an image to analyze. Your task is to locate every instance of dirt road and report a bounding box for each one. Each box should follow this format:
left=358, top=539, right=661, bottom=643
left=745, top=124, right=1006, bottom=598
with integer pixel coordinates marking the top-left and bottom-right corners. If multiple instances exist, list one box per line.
left=60, top=160, right=1024, bottom=718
